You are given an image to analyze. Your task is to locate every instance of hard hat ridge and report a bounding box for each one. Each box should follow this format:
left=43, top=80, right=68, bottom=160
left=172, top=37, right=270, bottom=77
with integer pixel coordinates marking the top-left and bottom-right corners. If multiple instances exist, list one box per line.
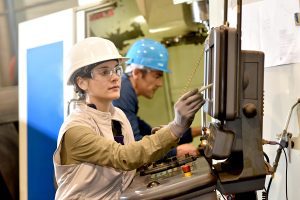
left=125, top=38, right=170, bottom=73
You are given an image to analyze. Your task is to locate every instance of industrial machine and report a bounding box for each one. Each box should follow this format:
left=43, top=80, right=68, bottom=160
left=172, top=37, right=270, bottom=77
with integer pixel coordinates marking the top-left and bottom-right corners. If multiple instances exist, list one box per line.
left=202, top=21, right=266, bottom=200
left=121, top=0, right=266, bottom=199
left=121, top=156, right=217, bottom=200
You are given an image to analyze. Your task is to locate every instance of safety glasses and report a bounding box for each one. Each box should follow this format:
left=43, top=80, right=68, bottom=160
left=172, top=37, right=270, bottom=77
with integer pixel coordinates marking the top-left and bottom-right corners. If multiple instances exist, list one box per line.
left=91, top=65, right=123, bottom=79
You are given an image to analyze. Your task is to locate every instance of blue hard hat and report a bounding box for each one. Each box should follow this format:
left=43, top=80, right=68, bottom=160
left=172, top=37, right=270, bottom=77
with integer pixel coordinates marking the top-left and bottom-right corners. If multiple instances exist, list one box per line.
left=126, top=39, right=170, bottom=73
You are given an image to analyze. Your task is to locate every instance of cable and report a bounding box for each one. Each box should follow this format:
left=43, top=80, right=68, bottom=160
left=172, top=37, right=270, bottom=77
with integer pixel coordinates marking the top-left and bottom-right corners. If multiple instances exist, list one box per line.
left=181, top=51, right=204, bottom=95
left=263, top=151, right=270, bottom=163
left=264, top=99, right=300, bottom=200
left=266, top=175, right=273, bottom=196
left=276, top=142, right=288, bottom=200
left=262, top=187, right=268, bottom=200
left=203, top=157, right=227, bottom=200
left=264, top=142, right=288, bottom=200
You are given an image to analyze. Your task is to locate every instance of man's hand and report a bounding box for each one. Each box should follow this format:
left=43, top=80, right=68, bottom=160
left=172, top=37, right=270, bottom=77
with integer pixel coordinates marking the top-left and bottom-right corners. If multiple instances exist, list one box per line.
left=191, top=126, right=202, bottom=137
left=151, top=125, right=165, bottom=134
left=176, top=143, right=199, bottom=158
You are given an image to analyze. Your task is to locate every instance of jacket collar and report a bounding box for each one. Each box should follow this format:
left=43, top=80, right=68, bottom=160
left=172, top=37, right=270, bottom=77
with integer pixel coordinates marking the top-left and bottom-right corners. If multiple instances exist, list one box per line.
left=77, top=102, right=123, bottom=122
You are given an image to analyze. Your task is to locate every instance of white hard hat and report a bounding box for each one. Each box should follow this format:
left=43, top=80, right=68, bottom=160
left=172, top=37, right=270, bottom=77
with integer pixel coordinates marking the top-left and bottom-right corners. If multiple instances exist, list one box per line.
left=67, top=37, right=128, bottom=85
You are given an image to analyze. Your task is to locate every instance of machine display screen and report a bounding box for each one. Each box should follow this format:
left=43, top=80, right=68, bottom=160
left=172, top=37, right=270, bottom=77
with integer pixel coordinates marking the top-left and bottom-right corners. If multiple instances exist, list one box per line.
left=203, top=26, right=238, bottom=121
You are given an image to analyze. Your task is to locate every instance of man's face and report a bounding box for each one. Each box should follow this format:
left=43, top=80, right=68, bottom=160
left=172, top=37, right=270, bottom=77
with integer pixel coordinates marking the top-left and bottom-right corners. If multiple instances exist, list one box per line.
left=136, top=69, right=164, bottom=99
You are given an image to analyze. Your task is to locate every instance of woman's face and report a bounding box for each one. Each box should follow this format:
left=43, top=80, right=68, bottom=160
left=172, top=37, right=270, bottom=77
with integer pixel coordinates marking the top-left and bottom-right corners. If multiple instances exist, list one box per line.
left=77, top=60, right=122, bottom=103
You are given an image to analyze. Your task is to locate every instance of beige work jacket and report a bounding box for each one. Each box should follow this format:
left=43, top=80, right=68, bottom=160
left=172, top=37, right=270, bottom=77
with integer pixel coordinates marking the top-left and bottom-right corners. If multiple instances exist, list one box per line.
left=53, top=103, right=178, bottom=200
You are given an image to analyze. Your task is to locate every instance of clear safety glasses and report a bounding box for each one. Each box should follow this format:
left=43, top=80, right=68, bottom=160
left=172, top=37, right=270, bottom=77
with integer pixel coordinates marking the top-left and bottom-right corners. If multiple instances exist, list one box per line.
left=91, top=65, right=123, bottom=79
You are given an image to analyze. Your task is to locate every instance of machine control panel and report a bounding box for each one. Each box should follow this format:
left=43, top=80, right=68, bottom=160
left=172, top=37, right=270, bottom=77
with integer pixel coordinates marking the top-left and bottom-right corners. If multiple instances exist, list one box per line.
left=121, top=157, right=217, bottom=200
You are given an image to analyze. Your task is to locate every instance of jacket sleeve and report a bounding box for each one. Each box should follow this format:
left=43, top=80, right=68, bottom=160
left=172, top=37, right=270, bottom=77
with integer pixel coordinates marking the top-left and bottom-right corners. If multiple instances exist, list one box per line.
left=178, top=128, right=193, bottom=144
left=60, top=125, right=178, bottom=171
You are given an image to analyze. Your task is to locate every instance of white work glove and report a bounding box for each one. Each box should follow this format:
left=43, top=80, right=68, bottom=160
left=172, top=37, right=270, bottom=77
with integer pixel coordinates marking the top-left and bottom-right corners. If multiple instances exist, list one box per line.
left=169, top=89, right=205, bottom=138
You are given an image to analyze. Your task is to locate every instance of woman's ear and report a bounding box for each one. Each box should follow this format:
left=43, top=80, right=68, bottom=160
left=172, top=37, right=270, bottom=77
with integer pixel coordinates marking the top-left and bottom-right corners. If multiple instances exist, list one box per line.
left=76, top=77, right=88, bottom=91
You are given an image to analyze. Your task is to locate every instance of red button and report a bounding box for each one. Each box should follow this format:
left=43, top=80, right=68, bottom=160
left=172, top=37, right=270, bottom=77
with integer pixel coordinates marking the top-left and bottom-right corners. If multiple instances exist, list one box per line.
left=181, top=165, right=191, bottom=173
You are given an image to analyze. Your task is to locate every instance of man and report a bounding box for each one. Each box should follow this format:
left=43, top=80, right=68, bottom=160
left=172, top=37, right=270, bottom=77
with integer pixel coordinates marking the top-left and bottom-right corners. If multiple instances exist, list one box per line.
left=113, top=38, right=202, bottom=158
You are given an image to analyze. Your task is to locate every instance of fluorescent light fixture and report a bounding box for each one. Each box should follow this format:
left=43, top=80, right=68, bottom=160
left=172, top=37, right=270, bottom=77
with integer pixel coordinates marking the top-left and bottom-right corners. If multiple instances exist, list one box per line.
left=149, top=27, right=172, bottom=33
left=173, top=0, right=195, bottom=4
left=78, top=0, right=105, bottom=6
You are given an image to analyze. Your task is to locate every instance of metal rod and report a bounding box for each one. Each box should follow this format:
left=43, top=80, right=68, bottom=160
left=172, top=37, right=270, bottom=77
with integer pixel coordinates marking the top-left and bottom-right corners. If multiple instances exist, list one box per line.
left=236, top=0, right=242, bottom=117
left=224, top=0, right=228, bottom=25
left=237, top=0, right=242, bottom=57
left=273, top=99, right=300, bottom=173
left=283, top=100, right=300, bottom=132
left=198, top=83, right=213, bottom=93
left=4, top=0, right=18, bottom=85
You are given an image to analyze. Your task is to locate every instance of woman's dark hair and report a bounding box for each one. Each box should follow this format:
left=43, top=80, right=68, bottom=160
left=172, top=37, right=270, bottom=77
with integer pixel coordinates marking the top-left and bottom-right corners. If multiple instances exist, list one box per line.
left=69, top=64, right=93, bottom=100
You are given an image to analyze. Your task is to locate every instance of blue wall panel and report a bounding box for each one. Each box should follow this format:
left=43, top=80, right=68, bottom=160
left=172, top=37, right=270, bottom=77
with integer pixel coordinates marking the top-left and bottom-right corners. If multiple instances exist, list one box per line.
left=27, top=41, right=64, bottom=199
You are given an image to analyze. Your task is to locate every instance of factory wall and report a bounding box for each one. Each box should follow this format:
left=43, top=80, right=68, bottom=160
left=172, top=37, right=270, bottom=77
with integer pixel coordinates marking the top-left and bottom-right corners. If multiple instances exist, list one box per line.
left=264, top=64, right=300, bottom=200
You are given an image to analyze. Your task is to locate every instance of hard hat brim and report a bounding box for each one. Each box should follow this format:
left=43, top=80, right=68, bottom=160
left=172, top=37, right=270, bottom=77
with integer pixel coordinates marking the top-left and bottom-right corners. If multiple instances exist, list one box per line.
left=67, top=56, right=129, bottom=85
left=67, top=37, right=129, bottom=85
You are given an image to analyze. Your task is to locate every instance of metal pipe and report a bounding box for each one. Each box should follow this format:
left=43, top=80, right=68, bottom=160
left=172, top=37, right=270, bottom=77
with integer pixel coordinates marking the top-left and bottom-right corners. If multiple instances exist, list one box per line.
left=236, top=0, right=242, bottom=117
left=273, top=99, right=300, bottom=173
left=4, top=0, right=18, bottom=85
left=190, top=0, right=209, bottom=24
left=237, top=0, right=242, bottom=60
left=283, top=99, right=300, bottom=132
left=224, top=0, right=228, bottom=25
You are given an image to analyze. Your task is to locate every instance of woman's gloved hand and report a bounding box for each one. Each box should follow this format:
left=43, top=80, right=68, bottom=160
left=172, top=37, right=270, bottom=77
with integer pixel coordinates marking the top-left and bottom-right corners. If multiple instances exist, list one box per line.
left=169, top=89, right=205, bottom=138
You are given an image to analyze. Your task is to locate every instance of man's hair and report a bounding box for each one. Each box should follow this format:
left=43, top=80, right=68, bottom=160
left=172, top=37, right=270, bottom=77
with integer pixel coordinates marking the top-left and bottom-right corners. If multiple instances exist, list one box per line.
left=125, top=64, right=151, bottom=78
left=125, top=63, right=145, bottom=73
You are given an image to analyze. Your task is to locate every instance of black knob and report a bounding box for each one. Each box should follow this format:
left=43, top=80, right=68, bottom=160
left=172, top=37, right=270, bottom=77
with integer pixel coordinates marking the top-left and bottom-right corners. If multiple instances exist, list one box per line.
left=147, top=180, right=160, bottom=188
left=242, top=103, right=257, bottom=118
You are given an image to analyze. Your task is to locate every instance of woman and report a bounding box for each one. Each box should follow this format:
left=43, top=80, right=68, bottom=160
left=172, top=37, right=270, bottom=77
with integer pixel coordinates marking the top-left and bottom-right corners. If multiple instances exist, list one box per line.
left=53, top=37, right=204, bottom=199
